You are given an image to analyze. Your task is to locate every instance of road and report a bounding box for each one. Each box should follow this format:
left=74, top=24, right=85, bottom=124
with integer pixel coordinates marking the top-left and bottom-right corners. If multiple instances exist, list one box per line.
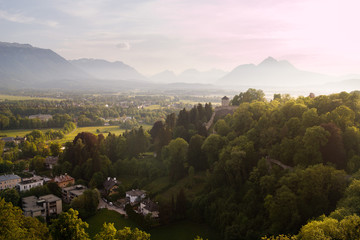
left=98, top=198, right=127, bottom=216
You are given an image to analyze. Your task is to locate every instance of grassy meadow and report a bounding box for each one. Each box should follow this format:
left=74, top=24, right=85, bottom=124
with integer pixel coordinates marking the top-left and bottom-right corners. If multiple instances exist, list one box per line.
left=0, top=124, right=153, bottom=144
left=86, top=209, right=220, bottom=240
left=0, top=94, right=63, bottom=101
left=86, top=209, right=137, bottom=238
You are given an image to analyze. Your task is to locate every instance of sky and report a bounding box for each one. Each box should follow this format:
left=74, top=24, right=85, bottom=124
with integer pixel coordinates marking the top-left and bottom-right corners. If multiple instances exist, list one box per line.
left=0, top=0, right=360, bottom=76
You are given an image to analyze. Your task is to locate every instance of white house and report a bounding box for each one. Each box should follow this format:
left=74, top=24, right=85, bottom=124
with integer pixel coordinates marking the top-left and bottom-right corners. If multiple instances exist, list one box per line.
left=125, top=189, right=146, bottom=204
left=17, top=176, right=43, bottom=192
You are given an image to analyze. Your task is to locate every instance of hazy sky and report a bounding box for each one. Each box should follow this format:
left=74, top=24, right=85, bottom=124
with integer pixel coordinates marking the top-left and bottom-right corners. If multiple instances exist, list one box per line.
left=1, top=0, right=360, bottom=76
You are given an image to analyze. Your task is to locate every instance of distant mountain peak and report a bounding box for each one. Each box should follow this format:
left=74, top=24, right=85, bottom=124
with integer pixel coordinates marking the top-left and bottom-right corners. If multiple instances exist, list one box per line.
left=259, top=56, right=278, bottom=66
left=0, top=42, right=34, bottom=48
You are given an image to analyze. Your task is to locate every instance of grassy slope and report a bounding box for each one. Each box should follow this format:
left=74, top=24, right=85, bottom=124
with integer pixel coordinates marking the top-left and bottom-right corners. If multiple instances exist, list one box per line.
left=86, top=209, right=137, bottom=239
left=0, top=128, right=61, bottom=137
left=0, top=94, right=63, bottom=101
left=145, top=172, right=207, bottom=204
left=149, top=221, right=221, bottom=240
left=86, top=209, right=220, bottom=240
left=0, top=124, right=152, bottom=143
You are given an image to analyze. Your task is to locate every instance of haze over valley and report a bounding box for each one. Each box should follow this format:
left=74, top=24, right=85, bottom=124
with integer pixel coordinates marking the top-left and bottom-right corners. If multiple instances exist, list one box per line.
left=1, top=41, right=359, bottom=97
left=2, top=1, right=360, bottom=240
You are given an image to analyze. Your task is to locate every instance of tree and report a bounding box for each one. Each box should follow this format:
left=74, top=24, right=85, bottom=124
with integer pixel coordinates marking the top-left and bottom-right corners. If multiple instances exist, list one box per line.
left=71, top=189, right=100, bottom=218
left=163, top=138, right=189, bottom=181
left=0, top=188, right=20, bottom=206
left=201, top=134, right=226, bottom=166
left=320, top=123, right=346, bottom=169
left=89, top=171, right=105, bottom=189
left=0, top=198, right=50, bottom=240
left=50, top=208, right=89, bottom=240
left=214, top=119, right=230, bottom=136
left=94, top=223, right=150, bottom=240
left=50, top=142, right=62, bottom=156
left=187, top=134, right=207, bottom=171
left=231, top=88, right=265, bottom=105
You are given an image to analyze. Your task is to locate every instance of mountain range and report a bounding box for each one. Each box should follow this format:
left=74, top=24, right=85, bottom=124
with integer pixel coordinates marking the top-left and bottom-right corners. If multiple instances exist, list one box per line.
left=0, top=41, right=359, bottom=92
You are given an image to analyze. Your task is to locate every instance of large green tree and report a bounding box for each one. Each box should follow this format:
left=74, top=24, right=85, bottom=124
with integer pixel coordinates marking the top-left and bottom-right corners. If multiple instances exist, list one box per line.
left=50, top=208, right=89, bottom=240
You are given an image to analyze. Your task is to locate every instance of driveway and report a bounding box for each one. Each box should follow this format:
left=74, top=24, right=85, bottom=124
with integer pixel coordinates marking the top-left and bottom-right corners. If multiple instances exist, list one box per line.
left=98, top=198, right=127, bottom=216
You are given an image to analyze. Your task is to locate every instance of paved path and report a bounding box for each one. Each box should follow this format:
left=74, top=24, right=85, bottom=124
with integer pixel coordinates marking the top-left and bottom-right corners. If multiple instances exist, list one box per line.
left=98, top=198, right=127, bottom=216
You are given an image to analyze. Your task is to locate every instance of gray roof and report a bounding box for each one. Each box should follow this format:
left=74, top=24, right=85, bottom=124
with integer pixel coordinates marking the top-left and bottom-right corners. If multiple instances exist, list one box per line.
left=103, top=178, right=119, bottom=191
left=0, top=174, right=21, bottom=182
left=40, top=194, right=61, bottom=202
left=126, top=189, right=146, bottom=197
left=142, top=198, right=159, bottom=212
left=222, top=96, right=229, bottom=100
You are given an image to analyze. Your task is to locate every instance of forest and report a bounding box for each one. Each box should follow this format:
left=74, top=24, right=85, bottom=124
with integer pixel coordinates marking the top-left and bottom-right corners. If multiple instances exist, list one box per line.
left=2, top=89, right=360, bottom=239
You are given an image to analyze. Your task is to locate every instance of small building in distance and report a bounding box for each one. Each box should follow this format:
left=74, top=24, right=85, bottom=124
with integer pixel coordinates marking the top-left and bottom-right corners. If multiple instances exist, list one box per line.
left=53, top=174, right=75, bottom=188
left=28, top=114, right=52, bottom=121
left=221, top=96, right=230, bottom=107
left=0, top=174, right=21, bottom=190
left=22, top=194, right=62, bottom=219
left=103, top=177, right=120, bottom=196
left=44, top=156, right=59, bottom=169
left=17, top=176, right=43, bottom=192
left=0, top=137, right=26, bottom=145
left=62, top=185, right=87, bottom=203
left=139, top=198, right=159, bottom=218
left=126, top=189, right=146, bottom=204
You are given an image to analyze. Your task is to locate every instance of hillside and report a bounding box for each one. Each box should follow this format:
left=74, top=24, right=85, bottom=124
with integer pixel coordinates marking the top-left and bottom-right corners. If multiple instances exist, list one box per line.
left=70, top=58, right=146, bottom=81
left=0, top=42, right=93, bottom=88
left=220, top=57, right=333, bottom=87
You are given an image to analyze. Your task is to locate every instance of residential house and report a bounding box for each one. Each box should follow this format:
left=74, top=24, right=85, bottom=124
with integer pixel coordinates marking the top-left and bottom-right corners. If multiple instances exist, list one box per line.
left=62, top=185, right=87, bottom=203
left=17, top=176, right=43, bottom=192
left=53, top=174, right=75, bottom=188
left=44, top=156, right=58, bottom=169
left=0, top=174, right=21, bottom=190
left=28, top=114, right=52, bottom=121
left=0, top=137, right=26, bottom=145
left=103, top=177, right=119, bottom=196
left=22, top=194, right=62, bottom=219
left=125, top=189, right=146, bottom=204
left=139, top=198, right=159, bottom=218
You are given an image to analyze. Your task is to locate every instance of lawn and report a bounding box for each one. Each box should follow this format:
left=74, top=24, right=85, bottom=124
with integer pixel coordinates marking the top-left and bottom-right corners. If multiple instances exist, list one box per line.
left=0, top=94, right=62, bottom=101
left=60, top=124, right=153, bottom=143
left=0, top=128, right=61, bottom=138
left=86, top=209, right=220, bottom=240
left=152, top=172, right=207, bottom=204
left=144, top=105, right=162, bottom=110
left=149, top=220, right=221, bottom=240
left=143, top=176, right=172, bottom=197
left=86, top=209, right=138, bottom=238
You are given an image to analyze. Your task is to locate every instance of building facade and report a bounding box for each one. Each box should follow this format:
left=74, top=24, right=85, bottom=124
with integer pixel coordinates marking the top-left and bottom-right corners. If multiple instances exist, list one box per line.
left=17, top=176, right=43, bottom=192
left=22, top=194, right=62, bottom=219
left=126, top=189, right=146, bottom=204
left=62, top=185, right=87, bottom=203
left=0, top=174, right=21, bottom=190
left=53, top=174, right=75, bottom=188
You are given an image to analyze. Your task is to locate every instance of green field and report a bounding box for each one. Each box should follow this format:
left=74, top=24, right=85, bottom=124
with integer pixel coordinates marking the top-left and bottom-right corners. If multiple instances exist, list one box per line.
left=0, top=94, right=62, bottom=101
left=0, top=124, right=153, bottom=143
left=144, top=104, right=162, bottom=110
left=0, top=128, right=61, bottom=138
left=86, top=209, right=137, bottom=238
left=149, top=221, right=221, bottom=240
left=149, top=173, right=207, bottom=204
left=86, top=209, right=220, bottom=240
